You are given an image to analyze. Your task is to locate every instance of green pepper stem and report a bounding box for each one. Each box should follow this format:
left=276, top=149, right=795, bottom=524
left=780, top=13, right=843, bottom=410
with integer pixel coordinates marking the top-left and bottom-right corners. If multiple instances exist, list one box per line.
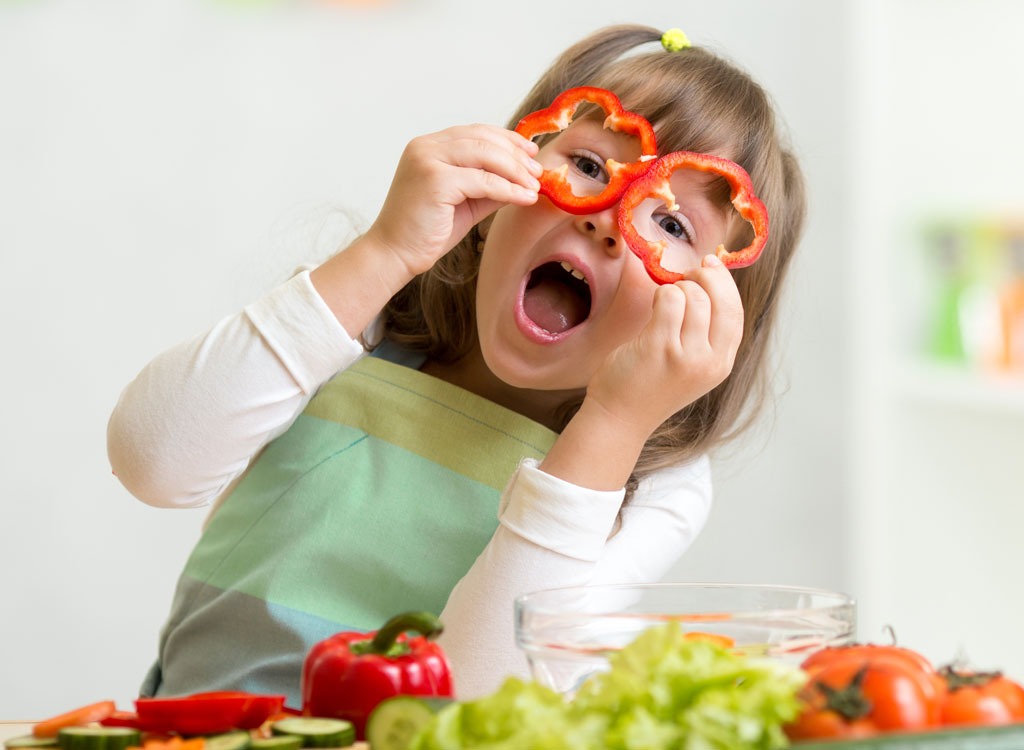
left=368, top=611, right=444, bottom=655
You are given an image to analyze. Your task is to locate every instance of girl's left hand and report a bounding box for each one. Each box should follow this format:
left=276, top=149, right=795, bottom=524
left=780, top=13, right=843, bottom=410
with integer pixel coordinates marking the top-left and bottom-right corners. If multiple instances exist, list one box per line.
left=586, top=254, right=745, bottom=439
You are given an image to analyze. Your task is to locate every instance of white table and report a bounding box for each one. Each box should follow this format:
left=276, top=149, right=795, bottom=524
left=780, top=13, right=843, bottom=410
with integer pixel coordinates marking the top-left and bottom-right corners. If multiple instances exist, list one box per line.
left=0, top=723, right=35, bottom=744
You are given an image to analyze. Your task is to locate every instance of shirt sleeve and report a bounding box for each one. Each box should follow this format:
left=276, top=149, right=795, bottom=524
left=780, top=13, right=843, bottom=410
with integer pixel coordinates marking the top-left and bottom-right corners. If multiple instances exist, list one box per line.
left=107, top=270, right=365, bottom=509
left=436, top=455, right=712, bottom=699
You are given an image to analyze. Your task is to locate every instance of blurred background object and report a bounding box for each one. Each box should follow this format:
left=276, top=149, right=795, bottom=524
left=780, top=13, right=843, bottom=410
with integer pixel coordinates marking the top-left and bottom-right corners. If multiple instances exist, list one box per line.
left=0, top=0, right=1020, bottom=718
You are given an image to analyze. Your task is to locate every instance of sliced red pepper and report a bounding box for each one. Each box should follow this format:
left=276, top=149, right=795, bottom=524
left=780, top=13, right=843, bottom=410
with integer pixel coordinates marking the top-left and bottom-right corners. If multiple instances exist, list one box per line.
left=99, top=710, right=145, bottom=729
left=301, top=611, right=453, bottom=741
left=134, top=692, right=285, bottom=736
left=618, top=150, right=770, bottom=284
left=515, top=86, right=658, bottom=215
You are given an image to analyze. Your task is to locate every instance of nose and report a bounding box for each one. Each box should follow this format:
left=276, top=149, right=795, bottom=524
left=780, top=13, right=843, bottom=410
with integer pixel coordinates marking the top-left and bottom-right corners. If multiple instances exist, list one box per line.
left=573, top=205, right=623, bottom=257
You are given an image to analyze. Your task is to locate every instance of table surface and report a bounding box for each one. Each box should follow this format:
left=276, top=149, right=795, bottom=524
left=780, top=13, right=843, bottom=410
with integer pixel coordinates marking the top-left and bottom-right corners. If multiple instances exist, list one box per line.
left=0, top=723, right=34, bottom=743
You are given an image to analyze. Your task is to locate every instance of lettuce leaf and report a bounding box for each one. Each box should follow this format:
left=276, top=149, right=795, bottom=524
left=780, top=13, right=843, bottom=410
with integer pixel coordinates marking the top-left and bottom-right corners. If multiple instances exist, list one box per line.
left=409, top=622, right=806, bottom=750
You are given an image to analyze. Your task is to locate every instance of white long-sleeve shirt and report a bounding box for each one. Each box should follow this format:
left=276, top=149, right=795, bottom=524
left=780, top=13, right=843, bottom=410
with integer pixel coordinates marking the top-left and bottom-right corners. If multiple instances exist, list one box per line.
left=108, top=270, right=712, bottom=698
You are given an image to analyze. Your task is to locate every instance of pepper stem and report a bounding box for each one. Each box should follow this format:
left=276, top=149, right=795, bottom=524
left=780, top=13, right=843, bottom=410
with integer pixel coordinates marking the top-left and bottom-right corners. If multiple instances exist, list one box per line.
left=368, top=611, right=444, bottom=655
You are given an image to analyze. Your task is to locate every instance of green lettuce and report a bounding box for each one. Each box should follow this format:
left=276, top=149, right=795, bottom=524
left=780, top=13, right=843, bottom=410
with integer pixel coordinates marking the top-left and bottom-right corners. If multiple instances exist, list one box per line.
left=410, top=622, right=806, bottom=750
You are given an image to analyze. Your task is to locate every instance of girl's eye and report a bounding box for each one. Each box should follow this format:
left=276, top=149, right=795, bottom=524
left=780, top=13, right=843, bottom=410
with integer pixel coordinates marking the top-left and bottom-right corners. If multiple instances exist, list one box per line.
left=656, top=213, right=693, bottom=243
left=570, top=152, right=608, bottom=183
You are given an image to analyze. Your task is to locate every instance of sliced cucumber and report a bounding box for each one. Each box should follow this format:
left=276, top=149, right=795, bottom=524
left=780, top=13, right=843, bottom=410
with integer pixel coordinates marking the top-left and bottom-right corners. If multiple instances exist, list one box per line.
left=4, top=736, right=59, bottom=749
left=366, top=697, right=452, bottom=750
left=203, top=732, right=251, bottom=750
left=249, top=737, right=303, bottom=750
left=56, top=728, right=141, bottom=750
left=270, top=718, right=355, bottom=748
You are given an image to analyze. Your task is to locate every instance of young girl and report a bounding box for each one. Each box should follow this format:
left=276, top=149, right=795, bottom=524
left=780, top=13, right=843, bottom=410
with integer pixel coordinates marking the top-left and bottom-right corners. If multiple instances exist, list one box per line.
left=107, top=24, right=806, bottom=703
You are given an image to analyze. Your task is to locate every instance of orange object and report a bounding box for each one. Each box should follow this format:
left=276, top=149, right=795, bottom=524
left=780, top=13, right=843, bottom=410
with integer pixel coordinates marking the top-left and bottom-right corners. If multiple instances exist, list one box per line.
left=131, top=738, right=206, bottom=750
left=682, top=631, right=736, bottom=648
left=998, top=279, right=1024, bottom=371
left=33, top=700, right=117, bottom=738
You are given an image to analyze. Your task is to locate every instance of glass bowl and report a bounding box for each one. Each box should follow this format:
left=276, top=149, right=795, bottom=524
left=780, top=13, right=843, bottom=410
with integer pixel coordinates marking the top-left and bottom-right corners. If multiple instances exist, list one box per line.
left=514, top=582, right=856, bottom=697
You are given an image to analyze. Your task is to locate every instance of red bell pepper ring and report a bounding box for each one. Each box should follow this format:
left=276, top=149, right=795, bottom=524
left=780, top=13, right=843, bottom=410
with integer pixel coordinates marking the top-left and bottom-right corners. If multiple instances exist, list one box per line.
left=301, top=611, right=453, bottom=741
left=618, top=150, right=770, bottom=284
left=515, top=86, right=659, bottom=215
left=134, top=691, right=286, bottom=735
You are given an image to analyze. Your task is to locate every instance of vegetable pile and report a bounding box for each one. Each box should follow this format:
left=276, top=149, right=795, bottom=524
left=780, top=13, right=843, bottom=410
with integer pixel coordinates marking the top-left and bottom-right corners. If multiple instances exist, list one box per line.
left=406, top=621, right=806, bottom=750
left=13, top=616, right=1024, bottom=750
left=4, top=693, right=354, bottom=750
left=786, top=642, right=1024, bottom=742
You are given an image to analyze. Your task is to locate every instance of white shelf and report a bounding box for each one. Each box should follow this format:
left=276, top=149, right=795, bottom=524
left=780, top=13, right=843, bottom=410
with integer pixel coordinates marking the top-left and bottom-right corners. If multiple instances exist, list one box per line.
left=893, top=360, right=1024, bottom=415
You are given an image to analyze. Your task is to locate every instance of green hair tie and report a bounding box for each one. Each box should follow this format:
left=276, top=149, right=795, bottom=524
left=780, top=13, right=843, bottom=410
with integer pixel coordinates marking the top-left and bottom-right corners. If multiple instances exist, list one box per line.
left=661, top=28, right=691, bottom=52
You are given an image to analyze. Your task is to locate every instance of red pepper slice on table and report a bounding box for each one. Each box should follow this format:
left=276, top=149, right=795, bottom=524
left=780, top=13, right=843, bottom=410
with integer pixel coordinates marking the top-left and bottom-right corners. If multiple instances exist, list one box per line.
left=134, top=692, right=285, bottom=735
left=301, top=611, right=453, bottom=741
left=515, top=86, right=658, bottom=215
left=618, top=150, right=770, bottom=284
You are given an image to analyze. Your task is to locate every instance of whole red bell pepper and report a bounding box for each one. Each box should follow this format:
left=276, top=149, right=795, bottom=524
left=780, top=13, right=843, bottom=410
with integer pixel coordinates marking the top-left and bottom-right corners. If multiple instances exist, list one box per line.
left=515, top=86, right=658, bottom=215
left=618, top=149, right=770, bottom=284
left=301, top=611, right=453, bottom=740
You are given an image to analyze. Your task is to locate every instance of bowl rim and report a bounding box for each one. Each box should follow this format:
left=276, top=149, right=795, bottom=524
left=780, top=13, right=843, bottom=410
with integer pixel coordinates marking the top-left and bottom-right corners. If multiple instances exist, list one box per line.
left=514, top=581, right=856, bottom=621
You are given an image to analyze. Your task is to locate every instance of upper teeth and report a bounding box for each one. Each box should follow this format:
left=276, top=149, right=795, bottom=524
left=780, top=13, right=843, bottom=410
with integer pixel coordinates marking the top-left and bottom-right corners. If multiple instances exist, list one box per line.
left=560, top=261, right=587, bottom=284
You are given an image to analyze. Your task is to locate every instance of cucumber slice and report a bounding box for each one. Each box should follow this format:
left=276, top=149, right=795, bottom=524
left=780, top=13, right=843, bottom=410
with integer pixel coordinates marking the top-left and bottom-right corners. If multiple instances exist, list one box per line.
left=56, top=728, right=141, bottom=750
left=4, top=737, right=59, bottom=749
left=366, top=697, right=451, bottom=750
left=250, top=737, right=303, bottom=750
left=203, top=732, right=251, bottom=750
left=270, top=718, right=355, bottom=748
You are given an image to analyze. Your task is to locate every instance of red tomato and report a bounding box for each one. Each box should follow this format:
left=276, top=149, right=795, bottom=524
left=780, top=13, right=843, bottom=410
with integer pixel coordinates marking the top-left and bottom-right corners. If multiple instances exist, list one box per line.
left=786, top=653, right=943, bottom=740
left=939, top=667, right=1024, bottom=726
left=802, top=643, right=937, bottom=676
left=784, top=708, right=878, bottom=741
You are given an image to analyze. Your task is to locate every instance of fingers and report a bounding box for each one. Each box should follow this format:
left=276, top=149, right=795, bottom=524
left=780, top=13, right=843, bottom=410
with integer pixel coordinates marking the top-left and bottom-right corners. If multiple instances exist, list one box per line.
left=410, top=124, right=542, bottom=205
left=371, top=123, right=544, bottom=268
left=681, top=255, right=745, bottom=355
left=642, top=254, right=744, bottom=389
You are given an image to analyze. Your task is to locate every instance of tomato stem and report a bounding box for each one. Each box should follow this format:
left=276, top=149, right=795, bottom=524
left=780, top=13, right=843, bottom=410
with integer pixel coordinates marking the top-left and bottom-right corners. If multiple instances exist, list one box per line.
left=940, top=665, right=1003, bottom=691
left=818, top=667, right=874, bottom=721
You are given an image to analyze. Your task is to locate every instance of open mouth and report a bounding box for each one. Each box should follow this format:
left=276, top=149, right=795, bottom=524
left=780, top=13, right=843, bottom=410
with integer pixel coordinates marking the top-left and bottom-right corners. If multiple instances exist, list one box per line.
left=521, top=260, right=592, bottom=335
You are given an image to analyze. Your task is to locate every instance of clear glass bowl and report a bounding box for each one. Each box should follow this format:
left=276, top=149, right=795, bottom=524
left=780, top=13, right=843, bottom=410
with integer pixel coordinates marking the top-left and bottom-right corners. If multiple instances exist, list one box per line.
left=515, top=582, right=856, bottom=697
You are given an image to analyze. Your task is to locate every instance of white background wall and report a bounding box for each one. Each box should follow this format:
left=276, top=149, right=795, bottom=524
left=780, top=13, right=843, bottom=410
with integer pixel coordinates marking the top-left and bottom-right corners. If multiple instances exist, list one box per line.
left=0, top=0, right=1018, bottom=720
left=843, top=0, right=1024, bottom=691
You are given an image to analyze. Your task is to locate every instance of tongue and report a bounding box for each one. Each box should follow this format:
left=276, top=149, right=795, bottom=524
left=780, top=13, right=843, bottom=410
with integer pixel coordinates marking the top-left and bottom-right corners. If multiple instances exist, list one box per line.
left=523, top=277, right=587, bottom=334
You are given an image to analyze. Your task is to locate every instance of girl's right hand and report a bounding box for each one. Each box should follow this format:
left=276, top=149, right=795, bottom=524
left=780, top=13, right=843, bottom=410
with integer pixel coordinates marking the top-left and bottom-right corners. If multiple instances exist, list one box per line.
left=365, top=124, right=542, bottom=278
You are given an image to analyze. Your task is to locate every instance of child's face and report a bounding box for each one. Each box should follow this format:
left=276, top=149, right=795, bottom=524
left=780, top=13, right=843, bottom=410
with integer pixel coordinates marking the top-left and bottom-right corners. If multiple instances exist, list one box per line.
left=475, top=118, right=736, bottom=392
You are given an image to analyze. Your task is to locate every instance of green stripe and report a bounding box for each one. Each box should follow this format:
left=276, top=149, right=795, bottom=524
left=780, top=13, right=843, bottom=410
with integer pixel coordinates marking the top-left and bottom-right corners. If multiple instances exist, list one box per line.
left=186, top=421, right=507, bottom=626
left=304, top=356, right=557, bottom=490
left=182, top=354, right=559, bottom=629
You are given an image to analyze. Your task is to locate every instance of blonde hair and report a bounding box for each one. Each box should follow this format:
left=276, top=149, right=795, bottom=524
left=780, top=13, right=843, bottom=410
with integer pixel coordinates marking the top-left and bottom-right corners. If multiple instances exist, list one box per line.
left=383, top=24, right=807, bottom=494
